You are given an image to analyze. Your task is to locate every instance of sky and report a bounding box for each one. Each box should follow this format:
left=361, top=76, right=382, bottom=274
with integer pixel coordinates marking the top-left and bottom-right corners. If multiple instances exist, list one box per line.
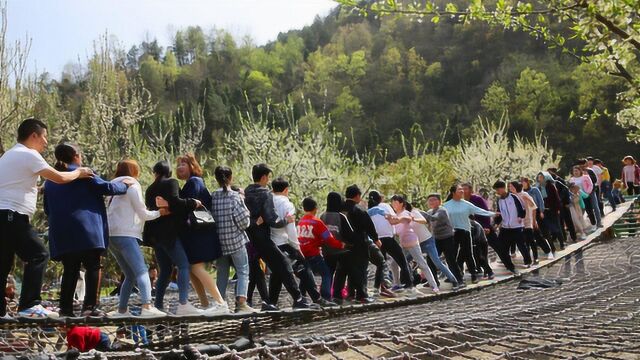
left=5, top=0, right=336, bottom=77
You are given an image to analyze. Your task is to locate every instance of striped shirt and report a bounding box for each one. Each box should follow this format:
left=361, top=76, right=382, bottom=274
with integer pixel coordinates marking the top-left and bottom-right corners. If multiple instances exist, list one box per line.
left=211, top=188, right=250, bottom=255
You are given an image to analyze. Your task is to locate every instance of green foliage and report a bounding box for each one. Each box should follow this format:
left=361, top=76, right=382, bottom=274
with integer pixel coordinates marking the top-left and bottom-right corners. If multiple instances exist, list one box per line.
left=336, top=0, right=640, bottom=156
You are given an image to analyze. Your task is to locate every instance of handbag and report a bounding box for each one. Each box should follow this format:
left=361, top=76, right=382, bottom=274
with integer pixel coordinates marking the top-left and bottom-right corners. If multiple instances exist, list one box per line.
left=189, top=208, right=216, bottom=229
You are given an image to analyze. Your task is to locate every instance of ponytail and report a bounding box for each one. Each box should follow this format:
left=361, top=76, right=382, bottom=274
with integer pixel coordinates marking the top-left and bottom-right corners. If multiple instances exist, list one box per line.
left=54, top=160, right=67, bottom=171
left=214, top=166, right=233, bottom=192
left=53, top=143, right=79, bottom=171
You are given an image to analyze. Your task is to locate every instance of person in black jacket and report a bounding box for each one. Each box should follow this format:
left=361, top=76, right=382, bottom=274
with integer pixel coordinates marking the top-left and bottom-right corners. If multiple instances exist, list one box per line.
left=143, top=161, right=203, bottom=316
left=548, top=168, right=577, bottom=243
left=243, top=164, right=310, bottom=310
left=343, top=185, right=379, bottom=303
left=320, top=192, right=355, bottom=303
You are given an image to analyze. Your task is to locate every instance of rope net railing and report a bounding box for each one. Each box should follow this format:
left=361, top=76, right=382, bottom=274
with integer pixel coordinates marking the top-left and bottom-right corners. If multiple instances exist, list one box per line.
left=2, top=200, right=639, bottom=359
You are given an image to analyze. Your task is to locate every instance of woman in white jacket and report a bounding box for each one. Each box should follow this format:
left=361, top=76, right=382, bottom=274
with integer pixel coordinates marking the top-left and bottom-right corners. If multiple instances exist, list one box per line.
left=107, top=160, right=167, bottom=318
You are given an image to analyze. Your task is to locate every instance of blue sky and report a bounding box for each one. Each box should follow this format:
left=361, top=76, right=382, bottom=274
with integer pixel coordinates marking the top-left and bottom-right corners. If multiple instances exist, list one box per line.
left=6, top=0, right=336, bottom=77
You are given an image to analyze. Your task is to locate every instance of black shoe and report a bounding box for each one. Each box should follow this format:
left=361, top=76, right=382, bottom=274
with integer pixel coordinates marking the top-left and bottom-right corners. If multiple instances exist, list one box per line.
left=332, top=298, right=346, bottom=306
left=260, top=302, right=279, bottom=312
left=82, top=307, right=105, bottom=317
left=59, top=310, right=75, bottom=318
left=487, top=273, right=495, bottom=280
left=314, top=298, right=337, bottom=307
left=471, top=276, right=479, bottom=284
left=292, top=299, right=311, bottom=310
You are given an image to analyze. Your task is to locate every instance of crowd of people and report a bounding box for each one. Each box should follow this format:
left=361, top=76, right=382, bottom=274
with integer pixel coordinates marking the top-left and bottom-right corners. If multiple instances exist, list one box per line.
left=0, top=118, right=635, bottom=321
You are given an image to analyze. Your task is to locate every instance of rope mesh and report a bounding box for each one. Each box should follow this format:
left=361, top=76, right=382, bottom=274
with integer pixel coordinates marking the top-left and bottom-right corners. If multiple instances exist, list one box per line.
left=2, top=202, right=639, bottom=359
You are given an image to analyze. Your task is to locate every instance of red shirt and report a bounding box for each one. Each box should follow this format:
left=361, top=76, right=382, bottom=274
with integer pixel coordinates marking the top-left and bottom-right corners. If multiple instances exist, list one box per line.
left=67, top=326, right=102, bottom=352
left=297, top=214, right=344, bottom=258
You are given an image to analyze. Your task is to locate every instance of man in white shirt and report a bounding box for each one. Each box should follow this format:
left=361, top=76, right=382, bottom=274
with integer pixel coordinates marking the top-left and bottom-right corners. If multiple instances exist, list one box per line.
left=269, top=177, right=325, bottom=306
left=0, top=118, right=93, bottom=320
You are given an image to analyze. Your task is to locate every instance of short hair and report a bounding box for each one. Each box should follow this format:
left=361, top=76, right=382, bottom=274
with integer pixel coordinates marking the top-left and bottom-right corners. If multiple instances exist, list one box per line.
left=17, top=118, right=47, bottom=142
left=345, top=184, right=361, bottom=199
left=176, top=153, right=203, bottom=177
left=576, top=158, right=587, bottom=166
left=509, top=180, right=523, bottom=192
left=271, top=177, right=289, bottom=193
left=586, top=156, right=594, bottom=161
left=115, top=159, right=140, bottom=179
left=427, top=193, right=441, bottom=201
left=302, top=197, right=317, bottom=212
left=492, top=180, right=506, bottom=190
left=252, top=163, right=272, bottom=182
left=594, top=159, right=603, bottom=165
left=153, top=160, right=172, bottom=178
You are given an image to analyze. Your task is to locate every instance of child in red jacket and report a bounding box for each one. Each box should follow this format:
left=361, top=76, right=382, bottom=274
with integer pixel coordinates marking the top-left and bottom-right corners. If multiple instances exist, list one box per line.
left=66, top=325, right=112, bottom=352
left=297, top=197, right=345, bottom=301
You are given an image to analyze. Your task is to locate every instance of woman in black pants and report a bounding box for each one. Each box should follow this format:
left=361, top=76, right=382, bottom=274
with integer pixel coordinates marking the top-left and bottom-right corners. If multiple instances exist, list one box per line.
left=44, top=143, right=130, bottom=317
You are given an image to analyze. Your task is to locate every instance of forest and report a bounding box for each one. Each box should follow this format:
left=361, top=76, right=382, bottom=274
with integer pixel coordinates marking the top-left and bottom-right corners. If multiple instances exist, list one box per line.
left=1, top=1, right=639, bottom=212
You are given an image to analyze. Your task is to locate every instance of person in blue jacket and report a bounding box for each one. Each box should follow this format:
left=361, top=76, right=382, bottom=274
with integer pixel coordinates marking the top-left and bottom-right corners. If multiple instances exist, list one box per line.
left=43, top=143, right=131, bottom=317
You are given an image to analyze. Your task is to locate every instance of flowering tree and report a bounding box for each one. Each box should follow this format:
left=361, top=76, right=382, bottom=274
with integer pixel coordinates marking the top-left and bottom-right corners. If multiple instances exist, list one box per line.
left=454, top=118, right=561, bottom=190
left=0, top=2, right=36, bottom=154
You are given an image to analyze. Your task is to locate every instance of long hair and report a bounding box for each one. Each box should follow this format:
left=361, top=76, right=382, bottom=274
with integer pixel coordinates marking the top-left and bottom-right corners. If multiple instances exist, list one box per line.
left=53, top=143, right=80, bottom=171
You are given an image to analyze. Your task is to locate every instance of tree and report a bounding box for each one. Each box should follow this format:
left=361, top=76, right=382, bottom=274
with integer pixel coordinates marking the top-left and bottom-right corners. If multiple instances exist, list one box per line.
left=454, top=117, right=561, bottom=190
left=79, top=35, right=156, bottom=175
left=513, top=67, right=559, bottom=133
left=335, top=0, right=640, bottom=140
left=481, top=81, right=511, bottom=119
left=0, top=2, right=36, bottom=154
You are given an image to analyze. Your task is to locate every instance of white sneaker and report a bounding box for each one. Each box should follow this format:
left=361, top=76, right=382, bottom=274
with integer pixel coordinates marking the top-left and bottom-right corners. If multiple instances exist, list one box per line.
left=107, top=310, right=132, bottom=318
left=140, top=306, right=166, bottom=318
left=547, top=253, right=554, bottom=260
left=405, top=287, right=419, bottom=298
left=175, top=302, right=203, bottom=316
left=203, top=302, right=230, bottom=316
left=0, top=313, right=15, bottom=322
left=18, top=305, right=59, bottom=319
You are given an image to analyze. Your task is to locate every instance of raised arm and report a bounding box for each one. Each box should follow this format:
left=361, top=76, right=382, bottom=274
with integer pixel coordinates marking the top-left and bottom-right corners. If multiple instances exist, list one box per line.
left=90, top=176, right=128, bottom=196
left=38, top=166, right=93, bottom=184
left=466, top=201, right=496, bottom=217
